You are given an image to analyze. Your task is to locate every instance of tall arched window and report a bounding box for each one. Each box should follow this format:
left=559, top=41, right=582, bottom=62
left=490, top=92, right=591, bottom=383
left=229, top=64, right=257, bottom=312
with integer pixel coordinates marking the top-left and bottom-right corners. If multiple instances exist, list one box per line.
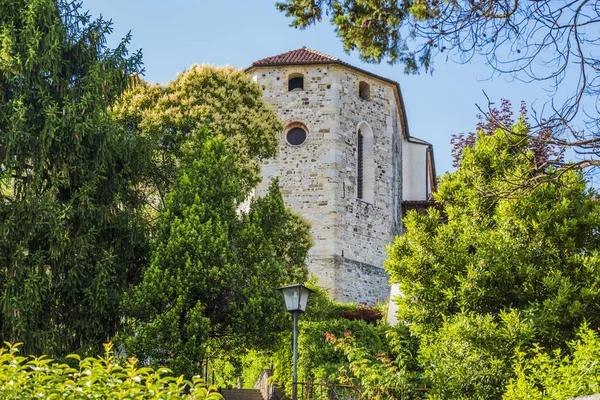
left=288, top=73, right=304, bottom=91
left=357, top=131, right=364, bottom=199
left=356, top=122, right=374, bottom=202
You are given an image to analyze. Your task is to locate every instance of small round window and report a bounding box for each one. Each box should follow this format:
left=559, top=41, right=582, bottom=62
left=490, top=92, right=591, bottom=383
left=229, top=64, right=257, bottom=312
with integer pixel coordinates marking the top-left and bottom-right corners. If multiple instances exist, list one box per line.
left=286, top=127, right=307, bottom=146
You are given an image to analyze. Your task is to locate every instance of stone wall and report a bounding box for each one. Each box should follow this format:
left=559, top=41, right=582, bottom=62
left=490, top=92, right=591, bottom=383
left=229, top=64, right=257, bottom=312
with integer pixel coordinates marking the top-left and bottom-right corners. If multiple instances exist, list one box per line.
left=251, top=65, right=405, bottom=303
left=334, top=68, right=403, bottom=269
left=331, top=256, right=391, bottom=303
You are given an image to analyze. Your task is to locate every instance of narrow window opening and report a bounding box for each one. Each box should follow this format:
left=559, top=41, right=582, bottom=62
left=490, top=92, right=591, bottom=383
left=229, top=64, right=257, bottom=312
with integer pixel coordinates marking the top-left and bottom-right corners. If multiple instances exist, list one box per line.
left=356, top=122, right=374, bottom=202
left=359, top=81, right=370, bottom=101
left=357, top=130, right=364, bottom=199
left=288, top=73, right=304, bottom=91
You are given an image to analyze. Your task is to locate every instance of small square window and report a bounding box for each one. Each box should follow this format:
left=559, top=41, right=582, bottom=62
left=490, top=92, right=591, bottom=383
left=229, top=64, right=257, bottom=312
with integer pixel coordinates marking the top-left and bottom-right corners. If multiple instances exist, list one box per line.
left=288, top=74, right=304, bottom=91
left=359, top=81, right=370, bottom=101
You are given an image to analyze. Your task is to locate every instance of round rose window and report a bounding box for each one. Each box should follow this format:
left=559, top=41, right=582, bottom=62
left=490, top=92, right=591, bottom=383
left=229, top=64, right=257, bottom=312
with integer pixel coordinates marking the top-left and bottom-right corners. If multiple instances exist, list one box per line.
left=286, top=127, right=307, bottom=146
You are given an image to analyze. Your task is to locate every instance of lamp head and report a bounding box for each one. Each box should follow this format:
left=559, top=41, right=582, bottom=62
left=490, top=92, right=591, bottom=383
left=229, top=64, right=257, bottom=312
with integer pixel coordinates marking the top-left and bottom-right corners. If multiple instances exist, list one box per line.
left=277, top=284, right=314, bottom=313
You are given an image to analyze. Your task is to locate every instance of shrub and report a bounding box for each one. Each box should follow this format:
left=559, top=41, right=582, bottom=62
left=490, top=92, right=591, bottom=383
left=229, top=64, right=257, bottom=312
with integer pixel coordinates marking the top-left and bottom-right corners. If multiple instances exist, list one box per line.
left=0, top=342, right=222, bottom=399
left=324, top=327, right=425, bottom=400
left=419, top=311, right=535, bottom=400
left=236, top=289, right=421, bottom=398
left=341, top=302, right=383, bottom=324
left=504, top=326, right=600, bottom=399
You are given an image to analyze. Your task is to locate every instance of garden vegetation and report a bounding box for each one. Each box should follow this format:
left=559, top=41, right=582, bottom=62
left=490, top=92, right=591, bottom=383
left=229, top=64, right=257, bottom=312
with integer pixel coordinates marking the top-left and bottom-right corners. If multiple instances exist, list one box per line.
left=0, top=342, right=223, bottom=399
left=0, top=0, right=310, bottom=382
left=1, top=0, right=600, bottom=399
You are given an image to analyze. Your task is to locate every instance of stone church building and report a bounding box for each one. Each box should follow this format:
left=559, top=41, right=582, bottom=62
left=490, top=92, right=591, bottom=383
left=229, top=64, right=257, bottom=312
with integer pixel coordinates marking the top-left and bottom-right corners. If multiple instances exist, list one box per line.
left=246, top=48, right=436, bottom=303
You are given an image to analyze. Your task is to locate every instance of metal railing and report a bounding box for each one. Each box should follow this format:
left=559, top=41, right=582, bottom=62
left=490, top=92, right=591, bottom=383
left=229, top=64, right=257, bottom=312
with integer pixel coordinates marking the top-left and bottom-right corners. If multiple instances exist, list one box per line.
left=296, top=382, right=359, bottom=400
left=295, top=381, right=428, bottom=400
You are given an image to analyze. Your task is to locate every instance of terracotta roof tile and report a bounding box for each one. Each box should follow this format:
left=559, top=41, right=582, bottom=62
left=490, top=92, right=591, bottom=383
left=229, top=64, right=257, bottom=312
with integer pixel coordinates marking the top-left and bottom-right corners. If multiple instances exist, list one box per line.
left=252, top=47, right=339, bottom=66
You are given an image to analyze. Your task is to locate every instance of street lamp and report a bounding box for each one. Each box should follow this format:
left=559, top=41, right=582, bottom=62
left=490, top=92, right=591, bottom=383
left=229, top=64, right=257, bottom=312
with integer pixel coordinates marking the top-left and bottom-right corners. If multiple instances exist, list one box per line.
left=277, top=284, right=313, bottom=400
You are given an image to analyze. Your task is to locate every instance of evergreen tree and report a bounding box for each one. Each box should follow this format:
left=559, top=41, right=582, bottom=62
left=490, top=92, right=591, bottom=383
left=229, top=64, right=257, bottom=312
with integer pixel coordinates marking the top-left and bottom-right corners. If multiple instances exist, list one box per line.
left=0, top=0, right=145, bottom=355
left=122, top=133, right=311, bottom=377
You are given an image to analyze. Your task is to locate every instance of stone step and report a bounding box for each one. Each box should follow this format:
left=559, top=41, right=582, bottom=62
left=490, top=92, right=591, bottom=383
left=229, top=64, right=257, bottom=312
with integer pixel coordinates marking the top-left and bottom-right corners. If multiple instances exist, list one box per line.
left=220, top=388, right=264, bottom=400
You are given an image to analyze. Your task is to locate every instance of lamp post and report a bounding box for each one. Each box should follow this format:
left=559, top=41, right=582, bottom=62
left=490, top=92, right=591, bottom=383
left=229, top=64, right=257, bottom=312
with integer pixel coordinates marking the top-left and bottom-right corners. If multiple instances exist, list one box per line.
left=277, top=284, right=313, bottom=400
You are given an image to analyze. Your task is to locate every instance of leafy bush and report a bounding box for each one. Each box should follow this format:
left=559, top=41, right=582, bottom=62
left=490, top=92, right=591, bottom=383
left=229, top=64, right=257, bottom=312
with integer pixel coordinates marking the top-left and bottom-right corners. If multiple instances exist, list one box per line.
left=324, top=325, right=424, bottom=400
left=231, top=286, right=422, bottom=398
left=262, top=294, right=421, bottom=399
left=235, top=288, right=403, bottom=395
left=504, top=326, right=600, bottom=399
left=0, top=342, right=222, bottom=399
left=281, top=290, right=391, bottom=387
left=341, top=302, right=383, bottom=324
left=301, top=319, right=386, bottom=383
left=419, top=311, right=535, bottom=400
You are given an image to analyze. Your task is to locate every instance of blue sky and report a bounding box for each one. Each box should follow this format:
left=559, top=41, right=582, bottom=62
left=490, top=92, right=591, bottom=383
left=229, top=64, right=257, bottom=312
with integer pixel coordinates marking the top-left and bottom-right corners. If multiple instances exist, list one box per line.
left=82, top=0, right=552, bottom=176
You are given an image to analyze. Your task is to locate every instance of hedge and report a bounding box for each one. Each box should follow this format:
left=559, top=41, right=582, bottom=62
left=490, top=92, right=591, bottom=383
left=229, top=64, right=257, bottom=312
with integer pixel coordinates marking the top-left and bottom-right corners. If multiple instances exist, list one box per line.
left=0, top=342, right=223, bottom=399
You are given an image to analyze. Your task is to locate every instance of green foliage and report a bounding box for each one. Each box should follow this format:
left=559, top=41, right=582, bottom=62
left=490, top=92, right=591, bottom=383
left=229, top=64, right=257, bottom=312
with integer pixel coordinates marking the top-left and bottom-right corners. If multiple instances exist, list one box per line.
left=112, top=64, right=282, bottom=216
left=325, top=326, right=424, bottom=400
left=0, top=342, right=222, bottom=399
left=301, top=319, right=385, bottom=383
left=292, top=288, right=388, bottom=386
left=386, top=121, right=600, bottom=398
left=241, top=291, right=423, bottom=399
left=122, top=134, right=311, bottom=377
left=419, top=311, right=535, bottom=400
left=504, top=326, right=600, bottom=399
left=237, top=350, right=270, bottom=389
left=0, top=0, right=146, bottom=356
left=276, top=0, right=434, bottom=71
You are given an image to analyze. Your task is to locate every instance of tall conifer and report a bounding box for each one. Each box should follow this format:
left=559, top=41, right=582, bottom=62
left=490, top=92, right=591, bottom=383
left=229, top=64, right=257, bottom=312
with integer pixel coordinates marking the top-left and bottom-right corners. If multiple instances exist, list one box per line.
left=0, top=0, right=145, bottom=355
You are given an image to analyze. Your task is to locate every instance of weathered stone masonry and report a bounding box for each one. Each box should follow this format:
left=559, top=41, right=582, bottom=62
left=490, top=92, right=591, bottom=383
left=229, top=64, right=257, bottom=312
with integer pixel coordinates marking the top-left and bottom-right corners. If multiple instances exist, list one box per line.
left=247, top=48, right=435, bottom=303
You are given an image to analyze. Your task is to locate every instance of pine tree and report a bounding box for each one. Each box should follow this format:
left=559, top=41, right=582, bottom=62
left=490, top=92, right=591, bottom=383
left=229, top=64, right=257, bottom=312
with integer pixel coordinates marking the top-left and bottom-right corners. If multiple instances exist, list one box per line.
left=0, top=0, right=145, bottom=355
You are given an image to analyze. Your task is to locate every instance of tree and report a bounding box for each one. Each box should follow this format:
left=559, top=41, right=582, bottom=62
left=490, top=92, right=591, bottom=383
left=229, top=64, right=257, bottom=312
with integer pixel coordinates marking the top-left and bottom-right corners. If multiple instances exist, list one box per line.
left=386, top=116, right=600, bottom=398
left=112, top=65, right=282, bottom=223
left=451, top=99, right=560, bottom=170
left=276, top=0, right=600, bottom=170
left=121, top=133, right=312, bottom=378
left=0, top=0, right=145, bottom=355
